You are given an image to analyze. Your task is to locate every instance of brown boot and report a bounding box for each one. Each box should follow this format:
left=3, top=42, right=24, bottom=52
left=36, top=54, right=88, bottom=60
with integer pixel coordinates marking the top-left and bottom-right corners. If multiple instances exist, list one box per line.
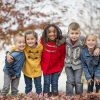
left=48, top=92, right=52, bottom=97
left=52, top=92, right=58, bottom=96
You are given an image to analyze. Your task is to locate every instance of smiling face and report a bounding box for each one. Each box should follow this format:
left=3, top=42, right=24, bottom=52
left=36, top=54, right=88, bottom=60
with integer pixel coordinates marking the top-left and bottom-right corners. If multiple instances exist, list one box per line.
left=85, top=34, right=97, bottom=50
left=26, top=33, right=37, bottom=47
left=15, top=35, right=25, bottom=51
left=68, top=28, right=80, bottom=42
left=47, top=26, right=57, bottom=41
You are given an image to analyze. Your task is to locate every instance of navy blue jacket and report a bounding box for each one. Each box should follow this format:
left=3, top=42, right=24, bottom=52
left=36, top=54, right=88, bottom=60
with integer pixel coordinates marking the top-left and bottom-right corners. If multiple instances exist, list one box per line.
left=81, top=47, right=100, bottom=80
left=4, top=51, right=25, bottom=78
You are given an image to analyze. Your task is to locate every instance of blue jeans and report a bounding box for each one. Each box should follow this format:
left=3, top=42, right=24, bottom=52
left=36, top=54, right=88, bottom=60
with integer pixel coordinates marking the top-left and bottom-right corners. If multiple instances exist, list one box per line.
left=24, top=75, right=42, bottom=94
left=43, top=72, right=59, bottom=93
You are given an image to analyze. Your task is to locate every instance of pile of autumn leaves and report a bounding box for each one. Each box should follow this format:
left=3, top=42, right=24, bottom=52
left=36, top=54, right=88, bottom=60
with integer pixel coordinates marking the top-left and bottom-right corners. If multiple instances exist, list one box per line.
left=0, top=92, right=100, bottom=100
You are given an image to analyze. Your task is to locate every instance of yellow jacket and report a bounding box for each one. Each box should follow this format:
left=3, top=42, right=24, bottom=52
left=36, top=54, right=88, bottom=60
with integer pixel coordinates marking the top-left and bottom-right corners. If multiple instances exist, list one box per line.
left=23, top=43, right=43, bottom=78
left=11, top=43, right=43, bottom=78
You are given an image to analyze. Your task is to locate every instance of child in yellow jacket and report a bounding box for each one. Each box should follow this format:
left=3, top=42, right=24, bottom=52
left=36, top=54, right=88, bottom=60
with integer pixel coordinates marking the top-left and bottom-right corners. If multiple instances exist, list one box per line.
left=6, top=30, right=43, bottom=98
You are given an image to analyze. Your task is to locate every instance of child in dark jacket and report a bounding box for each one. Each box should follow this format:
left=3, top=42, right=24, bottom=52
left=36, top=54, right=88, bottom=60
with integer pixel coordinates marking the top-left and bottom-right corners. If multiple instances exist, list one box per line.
left=81, top=34, right=100, bottom=93
left=1, top=34, right=25, bottom=96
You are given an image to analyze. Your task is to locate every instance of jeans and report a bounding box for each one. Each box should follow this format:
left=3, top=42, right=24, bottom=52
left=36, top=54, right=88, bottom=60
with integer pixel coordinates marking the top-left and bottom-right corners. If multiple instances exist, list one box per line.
left=1, top=73, right=20, bottom=96
left=65, top=67, right=83, bottom=95
left=24, top=75, right=42, bottom=94
left=43, top=72, right=59, bottom=93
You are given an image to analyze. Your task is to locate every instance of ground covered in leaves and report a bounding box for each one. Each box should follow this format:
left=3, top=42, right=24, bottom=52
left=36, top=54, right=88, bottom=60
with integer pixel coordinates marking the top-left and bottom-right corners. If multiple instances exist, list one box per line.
left=0, top=92, right=100, bottom=100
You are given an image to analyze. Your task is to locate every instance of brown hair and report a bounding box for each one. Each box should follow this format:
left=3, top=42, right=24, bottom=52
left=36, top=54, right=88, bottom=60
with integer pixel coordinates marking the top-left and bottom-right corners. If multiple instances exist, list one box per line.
left=68, top=22, right=80, bottom=31
left=24, top=30, right=38, bottom=40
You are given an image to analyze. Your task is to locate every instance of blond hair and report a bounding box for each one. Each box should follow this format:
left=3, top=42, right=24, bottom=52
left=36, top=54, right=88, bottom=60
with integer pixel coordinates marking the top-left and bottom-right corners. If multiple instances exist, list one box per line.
left=85, top=33, right=97, bottom=43
left=14, top=33, right=25, bottom=43
left=85, top=33, right=97, bottom=47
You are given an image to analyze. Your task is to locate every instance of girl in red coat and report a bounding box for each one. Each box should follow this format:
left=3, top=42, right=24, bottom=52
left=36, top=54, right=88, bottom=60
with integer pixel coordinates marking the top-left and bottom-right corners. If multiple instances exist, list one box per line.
left=41, top=24, right=65, bottom=97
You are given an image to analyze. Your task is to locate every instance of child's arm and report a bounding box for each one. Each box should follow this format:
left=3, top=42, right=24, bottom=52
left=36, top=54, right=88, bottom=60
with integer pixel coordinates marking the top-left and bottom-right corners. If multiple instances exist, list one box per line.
left=80, top=50, right=92, bottom=81
left=5, top=57, right=16, bottom=79
left=6, top=52, right=14, bottom=63
left=8, top=68, right=16, bottom=79
left=58, top=43, right=66, bottom=76
left=6, top=46, right=16, bottom=63
left=94, top=56, right=100, bottom=82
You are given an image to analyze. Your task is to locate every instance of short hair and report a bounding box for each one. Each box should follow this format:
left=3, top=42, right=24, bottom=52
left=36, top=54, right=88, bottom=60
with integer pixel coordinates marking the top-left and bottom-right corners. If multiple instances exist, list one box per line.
left=68, top=22, right=80, bottom=31
left=24, top=30, right=38, bottom=40
left=14, top=33, right=25, bottom=43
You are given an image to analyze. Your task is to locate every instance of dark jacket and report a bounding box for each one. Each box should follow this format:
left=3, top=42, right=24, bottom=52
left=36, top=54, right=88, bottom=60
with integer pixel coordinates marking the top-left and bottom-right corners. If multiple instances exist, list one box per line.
left=81, top=47, right=100, bottom=80
left=4, top=51, right=25, bottom=78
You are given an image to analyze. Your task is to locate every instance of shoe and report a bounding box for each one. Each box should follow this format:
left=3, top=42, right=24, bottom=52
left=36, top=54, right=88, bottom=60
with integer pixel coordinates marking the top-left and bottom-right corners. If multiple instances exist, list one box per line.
left=43, top=93, right=48, bottom=97
left=38, top=92, right=43, bottom=99
left=27, top=91, right=33, bottom=97
left=48, top=92, right=52, bottom=97
left=52, top=92, right=58, bottom=96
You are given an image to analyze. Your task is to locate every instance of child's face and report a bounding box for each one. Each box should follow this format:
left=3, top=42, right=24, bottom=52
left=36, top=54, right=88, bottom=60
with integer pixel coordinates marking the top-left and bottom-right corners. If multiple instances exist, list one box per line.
left=47, top=26, right=57, bottom=41
left=86, top=35, right=97, bottom=49
left=26, top=34, right=37, bottom=47
left=15, top=36, right=25, bottom=51
left=68, top=28, right=80, bottom=41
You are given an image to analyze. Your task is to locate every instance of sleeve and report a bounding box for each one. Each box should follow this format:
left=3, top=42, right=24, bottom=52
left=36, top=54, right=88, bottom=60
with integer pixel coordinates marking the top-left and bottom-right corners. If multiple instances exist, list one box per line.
left=95, top=56, right=100, bottom=79
left=80, top=50, right=92, bottom=80
left=5, top=59, right=16, bottom=77
left=60, top=43, right=66, bottom=69
left=8, top=68, right=16, bottom=77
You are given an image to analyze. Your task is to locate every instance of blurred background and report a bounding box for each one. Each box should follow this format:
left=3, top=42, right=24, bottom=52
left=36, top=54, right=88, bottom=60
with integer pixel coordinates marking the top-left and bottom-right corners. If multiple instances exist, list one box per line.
left=0, top=0, right=100, bottom=50
left=0, top=0, right=100, bottom=92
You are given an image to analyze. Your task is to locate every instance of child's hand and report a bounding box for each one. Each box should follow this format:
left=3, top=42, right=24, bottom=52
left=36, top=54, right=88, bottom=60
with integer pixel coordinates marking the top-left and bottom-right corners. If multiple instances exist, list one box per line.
left=12, top=75, right=16, bottom=80
left=93, top=48, right=100, bottom=56
left=6, top=53, right=14, bottom=63
left=87, top=79, right=93, bottom=84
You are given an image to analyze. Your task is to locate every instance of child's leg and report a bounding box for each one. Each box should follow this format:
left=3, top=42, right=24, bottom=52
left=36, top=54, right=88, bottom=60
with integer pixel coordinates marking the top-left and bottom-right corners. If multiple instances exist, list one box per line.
left=51, top=72, right=59, bottom=96
left=87, top=81, right=94, bottom=93
left=11, top=77, right=20, bottom=95
left=95, top=82, right=100, bottom=93
left=24, top=75, right=32, bottom=94
left=74, top=68, right=83, bottom=94
left=34, top=76, right=42, bottom=94
left=65, top=67, right=75, bottom=96
left=1, top=73, right=11, bottom=96
left=43, top=74, right=51, bottom=94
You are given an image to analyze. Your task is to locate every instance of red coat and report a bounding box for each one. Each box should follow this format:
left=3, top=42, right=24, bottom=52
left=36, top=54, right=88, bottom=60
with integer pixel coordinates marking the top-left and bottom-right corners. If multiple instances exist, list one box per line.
left=41, top=40, right=66, bottom=75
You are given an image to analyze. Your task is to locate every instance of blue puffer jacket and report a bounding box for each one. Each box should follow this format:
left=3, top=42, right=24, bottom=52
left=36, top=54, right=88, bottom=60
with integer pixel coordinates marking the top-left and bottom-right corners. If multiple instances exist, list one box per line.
left=4, top=51, right=25, bottom=78
left=81, top=47, right=100, bottom=80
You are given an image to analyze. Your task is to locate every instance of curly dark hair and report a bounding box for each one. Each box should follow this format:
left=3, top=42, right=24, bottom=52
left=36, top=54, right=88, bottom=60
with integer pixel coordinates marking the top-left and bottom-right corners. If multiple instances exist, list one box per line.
left=42, top=24, right=62, bottom=45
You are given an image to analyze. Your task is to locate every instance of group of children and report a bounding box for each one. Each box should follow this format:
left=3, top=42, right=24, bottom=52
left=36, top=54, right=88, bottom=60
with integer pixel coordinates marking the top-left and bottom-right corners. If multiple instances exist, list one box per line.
left=0, top=22, right=100, bottom=98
